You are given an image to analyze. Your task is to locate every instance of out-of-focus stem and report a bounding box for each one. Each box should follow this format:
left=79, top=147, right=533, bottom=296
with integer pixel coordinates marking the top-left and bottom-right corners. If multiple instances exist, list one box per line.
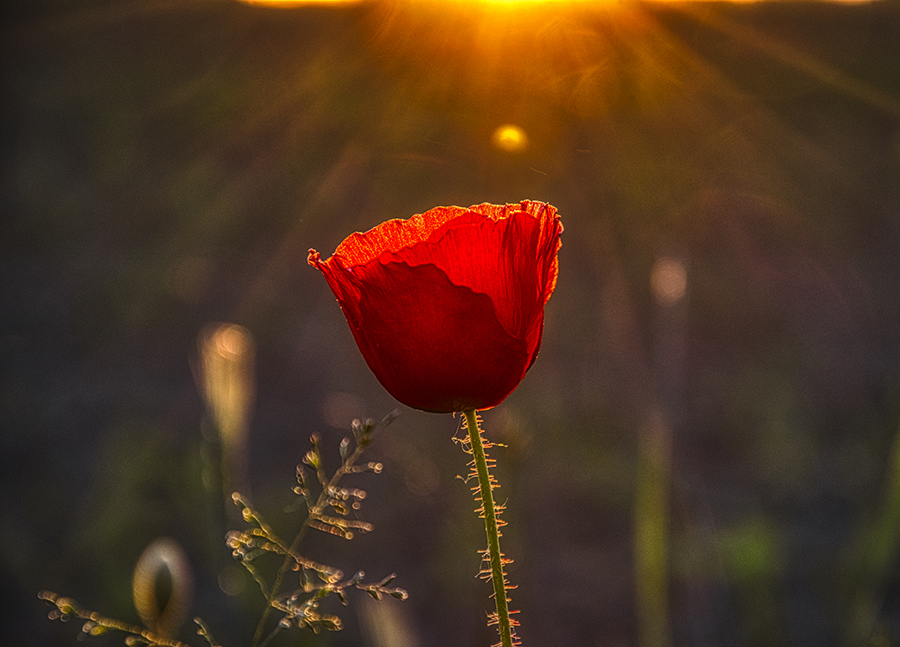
left=634, top=410, right=672, bottom=647
left=464, top=409, right=514, bottom=647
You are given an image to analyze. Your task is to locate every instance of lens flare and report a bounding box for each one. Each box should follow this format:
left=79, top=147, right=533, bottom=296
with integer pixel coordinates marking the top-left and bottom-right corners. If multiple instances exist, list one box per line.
left=491, top=124, right=529, bottom=152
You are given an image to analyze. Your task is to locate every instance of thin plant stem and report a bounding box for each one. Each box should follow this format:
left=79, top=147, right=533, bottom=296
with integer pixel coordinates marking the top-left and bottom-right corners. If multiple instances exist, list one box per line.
left=250, top=523, right=309, bottom=647
left=37, top=592, right=191, bottom=647
left=464, top=409, right=514, bottom=647
left=250, top=435, right=373, bottom=647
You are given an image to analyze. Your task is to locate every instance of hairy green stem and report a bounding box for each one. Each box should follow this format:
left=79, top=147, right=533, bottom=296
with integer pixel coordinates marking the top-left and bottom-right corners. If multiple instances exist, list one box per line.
left=464, top=409, right=514, bottom=647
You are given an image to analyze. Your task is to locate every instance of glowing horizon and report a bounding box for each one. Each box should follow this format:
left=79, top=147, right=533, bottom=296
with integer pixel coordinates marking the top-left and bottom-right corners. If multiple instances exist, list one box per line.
left=240, top=0, right=876, bottom=7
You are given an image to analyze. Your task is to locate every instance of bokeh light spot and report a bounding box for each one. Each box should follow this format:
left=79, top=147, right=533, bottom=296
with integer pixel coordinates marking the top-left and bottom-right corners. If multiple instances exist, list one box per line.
left=321, top=391, right=366, bottom=429
left=491, top=124, right=528, bottom=152
left=404, top=457, right=440, bottom=496
left=218, top=565, right=247, bottom=597
left=651, top=257, right=687, bottom=305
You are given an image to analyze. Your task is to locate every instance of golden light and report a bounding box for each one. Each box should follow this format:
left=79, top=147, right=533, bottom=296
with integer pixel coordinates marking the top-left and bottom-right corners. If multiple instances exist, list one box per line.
left=240, top=0, right=363, bottom=6
left=236, top=0, right=876, bottom=8
left=239, top=0, right=615, bottom=5
left=491, top=124, right=529, bottom=152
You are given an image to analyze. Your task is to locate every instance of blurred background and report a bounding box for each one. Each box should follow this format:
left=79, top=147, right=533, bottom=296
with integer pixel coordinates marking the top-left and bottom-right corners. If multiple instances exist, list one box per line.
left=2, top=0, right=900, bottom=645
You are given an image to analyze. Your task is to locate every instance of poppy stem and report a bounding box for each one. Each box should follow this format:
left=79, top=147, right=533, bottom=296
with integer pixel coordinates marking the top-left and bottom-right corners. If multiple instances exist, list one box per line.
left=463, top=409, right=516, bottom=647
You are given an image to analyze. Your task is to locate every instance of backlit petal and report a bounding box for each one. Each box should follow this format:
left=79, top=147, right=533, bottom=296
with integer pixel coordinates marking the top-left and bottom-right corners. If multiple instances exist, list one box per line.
left=308, top=200, right=561, bottom=412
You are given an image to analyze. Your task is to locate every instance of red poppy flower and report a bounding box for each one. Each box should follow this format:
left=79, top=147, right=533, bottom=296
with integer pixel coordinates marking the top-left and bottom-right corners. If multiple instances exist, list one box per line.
left=308, top=200, right=562, bottom=413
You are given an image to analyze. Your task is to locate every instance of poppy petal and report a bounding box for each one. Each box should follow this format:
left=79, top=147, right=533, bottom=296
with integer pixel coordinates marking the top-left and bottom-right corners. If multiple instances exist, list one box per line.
left=309, top=201, right=561, bottom=413
left=337, top=261, right=530, bottom=412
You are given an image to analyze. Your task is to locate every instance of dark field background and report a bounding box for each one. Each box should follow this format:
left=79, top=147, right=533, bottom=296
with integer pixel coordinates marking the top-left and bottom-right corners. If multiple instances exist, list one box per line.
left=2, top=0, right=900, bottom=645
